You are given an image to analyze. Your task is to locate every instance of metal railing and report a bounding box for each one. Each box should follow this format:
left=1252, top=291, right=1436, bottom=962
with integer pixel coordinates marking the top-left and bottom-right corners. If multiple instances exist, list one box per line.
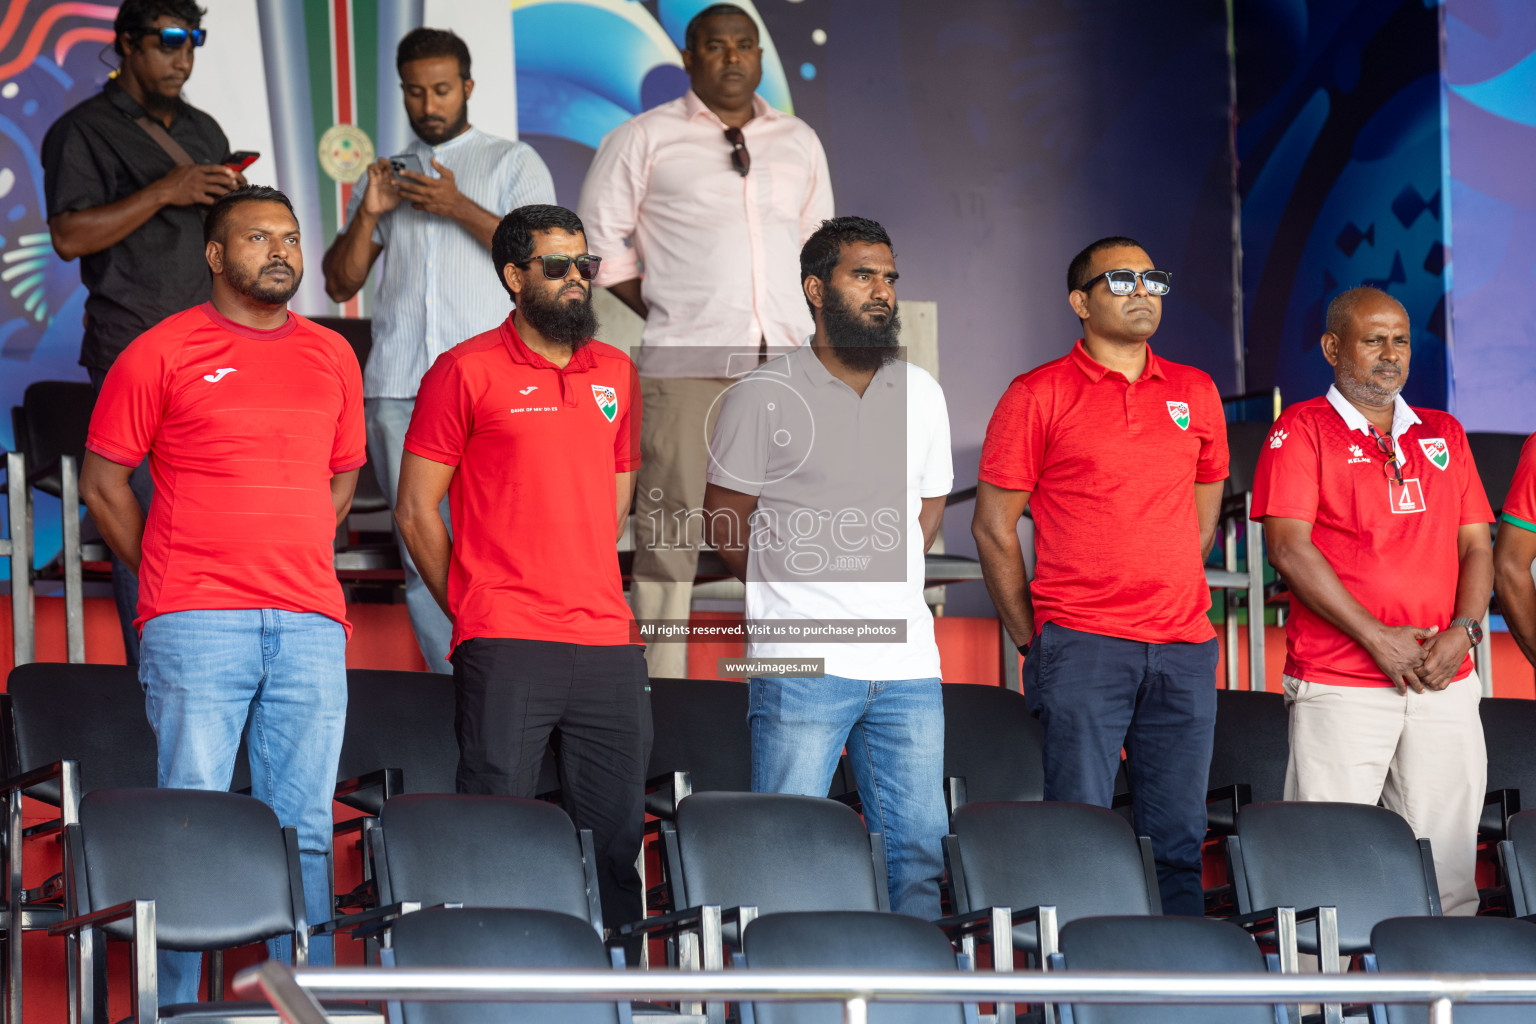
left=234, top=962, right=1536, bottom=1024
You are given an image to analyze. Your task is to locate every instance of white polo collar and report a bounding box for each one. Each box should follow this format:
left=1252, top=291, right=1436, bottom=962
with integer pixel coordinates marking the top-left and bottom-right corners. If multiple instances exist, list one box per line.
left=1325, top=383, right=1420, bottom=460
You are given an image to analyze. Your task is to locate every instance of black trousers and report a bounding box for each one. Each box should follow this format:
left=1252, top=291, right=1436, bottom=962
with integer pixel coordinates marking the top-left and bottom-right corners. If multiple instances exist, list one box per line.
left=452, top=637, right=653, bottom=942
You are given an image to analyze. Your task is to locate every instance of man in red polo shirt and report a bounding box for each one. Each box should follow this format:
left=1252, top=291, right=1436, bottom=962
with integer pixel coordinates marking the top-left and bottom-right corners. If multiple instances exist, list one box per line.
left=1252, top=286, right=1493, bottom=915
left=973, top=236, right=1228, bottom=916
left=395, top=204, right=648, bottom=937
left=1495, top=433, right=1536, bottom=670
left=81, top=185, right=364, bottom=1002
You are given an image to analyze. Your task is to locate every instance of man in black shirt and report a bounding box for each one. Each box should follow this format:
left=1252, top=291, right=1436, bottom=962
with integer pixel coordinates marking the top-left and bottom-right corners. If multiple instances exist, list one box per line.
left=43, top=0, right=243, bottom=662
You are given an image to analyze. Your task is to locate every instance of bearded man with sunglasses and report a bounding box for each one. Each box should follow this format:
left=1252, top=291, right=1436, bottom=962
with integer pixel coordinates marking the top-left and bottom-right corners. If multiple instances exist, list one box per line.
left=973, top=236, right=1228, bottom=917
left=395, top=205, right=650, bottom=943
left=1252, top=286, right=1494, bottom=916
left=578, top=2, right=833, bottom=679
left=44, top=0, right=244, bottom=664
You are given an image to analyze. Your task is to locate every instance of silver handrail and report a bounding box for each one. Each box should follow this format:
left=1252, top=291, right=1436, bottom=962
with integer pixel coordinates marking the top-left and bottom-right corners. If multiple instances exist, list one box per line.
left=235, top=962, right=1536, bottom=1024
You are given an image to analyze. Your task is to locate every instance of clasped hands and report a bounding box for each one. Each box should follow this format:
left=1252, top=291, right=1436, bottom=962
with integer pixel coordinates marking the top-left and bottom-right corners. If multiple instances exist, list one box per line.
left=1370, top=623, right=1472, bottom=695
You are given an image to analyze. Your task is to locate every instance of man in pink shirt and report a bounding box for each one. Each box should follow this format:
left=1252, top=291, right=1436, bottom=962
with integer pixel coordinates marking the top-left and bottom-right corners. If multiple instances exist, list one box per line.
left=577, top=3, right=833, bottom=677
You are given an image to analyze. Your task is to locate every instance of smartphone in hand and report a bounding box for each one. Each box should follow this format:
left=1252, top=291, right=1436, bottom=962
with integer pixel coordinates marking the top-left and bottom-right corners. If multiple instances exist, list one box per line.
left=388, top=153, right=424, bottom=179
left=225, top=151, right=260, bottom=172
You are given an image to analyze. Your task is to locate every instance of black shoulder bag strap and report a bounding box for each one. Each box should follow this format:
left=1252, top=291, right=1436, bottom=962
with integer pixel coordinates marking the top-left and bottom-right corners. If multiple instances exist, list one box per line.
left=133, top=114, right=195, bottom=167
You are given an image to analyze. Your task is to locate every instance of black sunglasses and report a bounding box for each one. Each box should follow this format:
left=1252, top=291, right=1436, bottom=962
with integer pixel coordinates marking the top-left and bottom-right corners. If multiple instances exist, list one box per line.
left=1079, top=269, right=1173, bottom=297
left=518, top=253, right=603, bottom=281
left=138, top=26, right=207, bottom=49
left=725, top=127, right=750, bottom=177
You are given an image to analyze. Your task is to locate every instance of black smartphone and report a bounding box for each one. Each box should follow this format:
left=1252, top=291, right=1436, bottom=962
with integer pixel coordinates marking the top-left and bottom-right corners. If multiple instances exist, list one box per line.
left=224, top=151, right=260, bottom=172
left=388, top=153, right=424, bottom=178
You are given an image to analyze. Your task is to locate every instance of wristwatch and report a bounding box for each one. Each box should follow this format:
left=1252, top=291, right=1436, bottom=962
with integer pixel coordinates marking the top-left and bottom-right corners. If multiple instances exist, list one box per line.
left=1450, top=616, right=1483, bottom=647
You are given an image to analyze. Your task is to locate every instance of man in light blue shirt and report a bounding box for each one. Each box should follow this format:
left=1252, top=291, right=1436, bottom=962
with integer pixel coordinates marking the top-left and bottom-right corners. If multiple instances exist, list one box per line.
left=323, top=27, right=555, bottom=670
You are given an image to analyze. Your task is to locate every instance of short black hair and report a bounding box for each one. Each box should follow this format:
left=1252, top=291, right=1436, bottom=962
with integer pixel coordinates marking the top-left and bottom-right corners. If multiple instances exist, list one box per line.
left=204, top=185, right=296, bottom=245
left=1067, top=236, right=1145, bottom=292
left=114, top=0, right=206, bottom=57
left=397, top=27, right=471, bottom=81
left=1325, top=286, right=1407, bottom=337
left=684, top=3, right=757, bottom=51
left=799, top=217, right=895, bottom=316
left=492, top=205, right=586, bottom=299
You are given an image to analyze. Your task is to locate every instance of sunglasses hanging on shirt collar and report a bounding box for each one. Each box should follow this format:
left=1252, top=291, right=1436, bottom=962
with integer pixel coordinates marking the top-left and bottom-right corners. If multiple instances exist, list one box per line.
left=724, top=127, right=751, bottom=176
left=137, top=26, right=207, bottom=49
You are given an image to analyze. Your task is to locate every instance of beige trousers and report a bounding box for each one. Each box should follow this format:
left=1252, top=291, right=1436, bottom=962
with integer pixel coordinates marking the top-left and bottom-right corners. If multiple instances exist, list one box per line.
left=1283, top=671, right=1487, bottom=916
left=631, top=377, right=733, bottom=678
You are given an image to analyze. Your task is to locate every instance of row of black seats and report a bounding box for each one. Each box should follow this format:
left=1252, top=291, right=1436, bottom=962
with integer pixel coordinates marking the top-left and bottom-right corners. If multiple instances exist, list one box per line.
left=37, top=784, right=1536, bottom=1024
left=10, top=664, right=1536, bottom=1023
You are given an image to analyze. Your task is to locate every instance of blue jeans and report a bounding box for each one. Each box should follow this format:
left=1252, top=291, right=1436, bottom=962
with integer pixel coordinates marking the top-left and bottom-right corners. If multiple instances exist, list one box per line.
left=138, top=609, right=347, bottom=1005
left=365, top=397, right=453, bottom=673
left=1022, top=621, right=1218, bottom=917
left=748, top=675, right=947, bottom=919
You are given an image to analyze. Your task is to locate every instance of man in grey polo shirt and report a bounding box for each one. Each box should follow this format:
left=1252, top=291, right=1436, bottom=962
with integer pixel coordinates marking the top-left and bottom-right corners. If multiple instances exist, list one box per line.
left=702, top=217, right=952, bottom=918
left=322, top=27, right=554, bottom=670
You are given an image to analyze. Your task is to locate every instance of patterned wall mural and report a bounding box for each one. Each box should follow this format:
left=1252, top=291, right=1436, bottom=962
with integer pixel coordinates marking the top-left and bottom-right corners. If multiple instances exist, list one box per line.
left=1443, top=0, right=1536, bottom=432
left=1235, top=0, right=1450, bottom=411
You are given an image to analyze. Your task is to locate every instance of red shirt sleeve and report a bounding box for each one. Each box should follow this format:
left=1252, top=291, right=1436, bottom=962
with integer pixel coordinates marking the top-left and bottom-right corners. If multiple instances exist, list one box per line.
left=1505, top=433, right=1536, bottom=531
left=614, top=357, right=641, bottom=473
left=1450, top=423, right=1495, bottom=526
left=1195, top=379, right=1230, bottom=484
left=331, top=341, right=367, bottom=473
left=1250, top=411, right=1319, bottom=523
left=977, top=376, right=1045, bottom=492
left=403, top=352, right=471, bottom=467
left=85, top=334, right=167, bottom=467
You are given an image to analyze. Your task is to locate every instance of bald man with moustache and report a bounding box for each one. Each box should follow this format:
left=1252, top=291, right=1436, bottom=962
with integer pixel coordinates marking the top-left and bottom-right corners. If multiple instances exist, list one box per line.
left=1251, top=286, right=1494, bottom=915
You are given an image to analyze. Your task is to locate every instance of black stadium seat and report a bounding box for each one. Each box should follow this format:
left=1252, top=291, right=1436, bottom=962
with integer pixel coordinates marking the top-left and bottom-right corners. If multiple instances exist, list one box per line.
left=386, top=907, right=629, bottom=1024
left=940, top=683, right=1045, bottom=811
left=944, top=801, right=1161, bottom=959
left=1052, top=916, right=1281, bottom=1024
left=1368, top=915, right=1536, bottom=1024
left=52, top=788, right=377, bottom=1023
left=741, top=911, right=977, bottom=1024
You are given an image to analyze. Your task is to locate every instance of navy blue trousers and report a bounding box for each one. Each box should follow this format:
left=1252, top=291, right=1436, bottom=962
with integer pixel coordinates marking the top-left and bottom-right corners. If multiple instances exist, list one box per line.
left=1022, top=621, right=1218, bottom=916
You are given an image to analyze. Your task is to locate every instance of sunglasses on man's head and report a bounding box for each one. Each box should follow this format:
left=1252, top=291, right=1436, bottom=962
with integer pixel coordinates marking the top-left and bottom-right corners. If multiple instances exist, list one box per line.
left=1079, top=269, right=1173, bottom=297
left=519, top=253, right=603, bottom=281
left=139, top=26, right=207, bottom=49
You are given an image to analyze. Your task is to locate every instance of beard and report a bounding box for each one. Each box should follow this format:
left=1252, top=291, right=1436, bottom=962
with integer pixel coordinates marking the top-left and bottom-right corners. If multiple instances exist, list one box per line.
left=519, top=281, right=598, bottom=350
left=822, top=286, right=901, bottom=373
left=411, top=102, right=469, bottom=146
left=1335, top=358, right=1406, bottom=405
left=226, top=259, right=302, bottom=305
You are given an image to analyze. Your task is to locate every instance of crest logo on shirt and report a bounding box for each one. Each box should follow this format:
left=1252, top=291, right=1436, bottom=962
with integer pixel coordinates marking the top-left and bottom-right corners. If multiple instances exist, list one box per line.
left=203, top=367, right=237, bottom=383
left=592, top=385, right=618, bottom=423
left=1390, top=478, right=1427, bottom=515
left=1418, top=437, right=1450, bottom=471
left=1166, top=401, right=1190, bottom=430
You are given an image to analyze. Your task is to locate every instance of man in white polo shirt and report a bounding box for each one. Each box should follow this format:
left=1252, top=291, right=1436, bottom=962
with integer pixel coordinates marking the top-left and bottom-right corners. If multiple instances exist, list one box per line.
left=703, top=217, right=951, bottom=918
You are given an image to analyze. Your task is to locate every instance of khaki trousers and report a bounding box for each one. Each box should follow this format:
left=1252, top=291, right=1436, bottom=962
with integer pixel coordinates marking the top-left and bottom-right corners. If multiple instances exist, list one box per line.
left=1283, top=671, right=1487, bottom=915
left=631, top=377, right=733, bottom=678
